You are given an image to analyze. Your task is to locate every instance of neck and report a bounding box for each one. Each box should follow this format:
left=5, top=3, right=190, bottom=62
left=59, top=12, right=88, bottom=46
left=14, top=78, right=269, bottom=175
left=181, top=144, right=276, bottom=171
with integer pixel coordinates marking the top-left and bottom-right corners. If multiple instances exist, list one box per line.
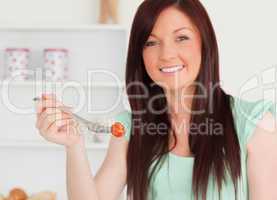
left=164, top=85, right=195, bottom=121
left=165, top=85, right=196, bottom=155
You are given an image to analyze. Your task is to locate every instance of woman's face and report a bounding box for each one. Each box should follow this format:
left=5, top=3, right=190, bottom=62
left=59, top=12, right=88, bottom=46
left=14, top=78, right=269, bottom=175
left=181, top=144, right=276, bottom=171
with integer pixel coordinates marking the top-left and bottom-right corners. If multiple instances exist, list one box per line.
left=142, top=6, right=202, bottom=92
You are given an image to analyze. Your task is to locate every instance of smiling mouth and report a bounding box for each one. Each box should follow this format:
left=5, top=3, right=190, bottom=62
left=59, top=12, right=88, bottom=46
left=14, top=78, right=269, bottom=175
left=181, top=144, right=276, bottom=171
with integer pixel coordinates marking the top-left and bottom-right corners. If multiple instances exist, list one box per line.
left=159, top=65, right=185, bottom=73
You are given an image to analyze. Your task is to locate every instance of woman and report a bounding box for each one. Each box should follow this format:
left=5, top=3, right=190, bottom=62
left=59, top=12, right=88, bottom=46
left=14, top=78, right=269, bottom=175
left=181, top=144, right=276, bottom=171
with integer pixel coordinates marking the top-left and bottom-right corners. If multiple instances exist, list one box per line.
left=35, top=0, right=277, bottom=199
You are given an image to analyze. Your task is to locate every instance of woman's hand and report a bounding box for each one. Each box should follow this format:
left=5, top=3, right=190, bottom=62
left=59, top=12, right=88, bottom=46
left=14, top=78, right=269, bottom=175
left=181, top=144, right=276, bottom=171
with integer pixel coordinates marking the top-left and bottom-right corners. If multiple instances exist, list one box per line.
left=35, top=93, right=85, bottom=148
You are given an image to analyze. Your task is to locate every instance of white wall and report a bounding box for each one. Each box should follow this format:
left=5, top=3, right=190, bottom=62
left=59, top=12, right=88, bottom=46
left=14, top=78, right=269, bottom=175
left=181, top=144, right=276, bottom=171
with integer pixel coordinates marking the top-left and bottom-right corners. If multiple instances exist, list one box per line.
left=0, top=27, right=128, bottom=199
left=200, top=0, right=277, bottom=101
left=0, top=0, right=143, bottom=28
left=1, top=0, right=274, bottom=100
left=0, top=0, right=277, bottom=199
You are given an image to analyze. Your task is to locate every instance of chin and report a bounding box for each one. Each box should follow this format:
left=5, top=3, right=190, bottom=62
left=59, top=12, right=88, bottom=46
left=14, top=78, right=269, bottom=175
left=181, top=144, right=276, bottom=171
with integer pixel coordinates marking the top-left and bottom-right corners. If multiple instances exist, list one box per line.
left=159, top=79, right=196, bottom=93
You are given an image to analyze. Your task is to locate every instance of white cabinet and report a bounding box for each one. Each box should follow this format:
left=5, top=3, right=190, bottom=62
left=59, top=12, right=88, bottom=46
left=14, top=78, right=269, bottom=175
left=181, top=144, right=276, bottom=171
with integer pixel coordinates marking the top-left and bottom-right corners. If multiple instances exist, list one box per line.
left=0, top=25, right=128, bottom=200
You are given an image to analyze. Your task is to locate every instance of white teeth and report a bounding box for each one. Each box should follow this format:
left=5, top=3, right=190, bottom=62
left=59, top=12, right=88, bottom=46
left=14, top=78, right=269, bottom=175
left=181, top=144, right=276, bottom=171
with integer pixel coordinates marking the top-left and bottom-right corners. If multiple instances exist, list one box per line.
left=160, top=65, right=184, bottom=73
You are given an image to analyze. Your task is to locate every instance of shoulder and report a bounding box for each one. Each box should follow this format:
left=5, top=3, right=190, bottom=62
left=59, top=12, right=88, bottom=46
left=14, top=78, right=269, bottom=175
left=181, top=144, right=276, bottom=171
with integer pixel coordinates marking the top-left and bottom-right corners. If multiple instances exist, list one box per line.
left=230, top=95, right=277, bottom=152
left=247, top=111, right=277, bottom=153
left=245, top=106, right=277, bottom=197
left=114, top=110, right=132, bottom=141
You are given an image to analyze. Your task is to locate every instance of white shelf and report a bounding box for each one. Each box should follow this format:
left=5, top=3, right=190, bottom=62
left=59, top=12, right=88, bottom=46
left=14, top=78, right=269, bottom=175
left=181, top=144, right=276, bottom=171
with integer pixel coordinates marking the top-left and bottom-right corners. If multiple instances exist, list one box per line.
left=0, top=24, right=127, bottom=32
left=0, top=20, right=126, bottom=200
left=0, top=139, right=108, bottom=150
left=0, top=80, right=125, bottom=88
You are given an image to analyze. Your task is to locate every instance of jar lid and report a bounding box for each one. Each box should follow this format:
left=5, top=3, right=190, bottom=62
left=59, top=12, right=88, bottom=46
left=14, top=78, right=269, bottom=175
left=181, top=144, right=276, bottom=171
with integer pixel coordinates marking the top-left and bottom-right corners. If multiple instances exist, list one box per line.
left=6, top=48, right=30, bottom=52
left=44, top=48, right=68, bottom=53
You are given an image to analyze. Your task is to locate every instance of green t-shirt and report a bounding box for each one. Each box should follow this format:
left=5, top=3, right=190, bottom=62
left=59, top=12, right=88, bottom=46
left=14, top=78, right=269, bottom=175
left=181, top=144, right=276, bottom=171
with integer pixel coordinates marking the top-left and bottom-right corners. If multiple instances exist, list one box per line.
left=114, top=95, right=276, bottom=200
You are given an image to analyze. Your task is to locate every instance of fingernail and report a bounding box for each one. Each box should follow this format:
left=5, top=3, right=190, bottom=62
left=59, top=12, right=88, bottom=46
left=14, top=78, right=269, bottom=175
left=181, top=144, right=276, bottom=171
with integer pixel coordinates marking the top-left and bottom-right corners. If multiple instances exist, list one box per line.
left=42, top=93, right=55, bottom=100
left=42, top=94, right=47, bottom=100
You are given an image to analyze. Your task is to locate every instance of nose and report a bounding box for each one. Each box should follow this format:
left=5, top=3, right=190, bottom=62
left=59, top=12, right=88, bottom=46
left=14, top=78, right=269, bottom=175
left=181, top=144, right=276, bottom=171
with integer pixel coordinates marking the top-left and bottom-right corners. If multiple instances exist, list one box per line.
left=159, top=43, right=178, bottom=62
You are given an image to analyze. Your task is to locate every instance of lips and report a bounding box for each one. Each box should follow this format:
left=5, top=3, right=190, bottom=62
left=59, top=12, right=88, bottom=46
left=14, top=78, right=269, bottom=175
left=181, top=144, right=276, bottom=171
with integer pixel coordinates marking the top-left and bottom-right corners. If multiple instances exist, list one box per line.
left=159, top=65, right=185, bottom=73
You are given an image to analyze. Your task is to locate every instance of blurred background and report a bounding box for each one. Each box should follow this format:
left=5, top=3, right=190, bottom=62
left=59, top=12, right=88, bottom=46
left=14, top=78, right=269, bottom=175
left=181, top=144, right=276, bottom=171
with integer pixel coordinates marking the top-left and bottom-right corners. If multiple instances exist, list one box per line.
left=0, top=0, right=276, bottom=199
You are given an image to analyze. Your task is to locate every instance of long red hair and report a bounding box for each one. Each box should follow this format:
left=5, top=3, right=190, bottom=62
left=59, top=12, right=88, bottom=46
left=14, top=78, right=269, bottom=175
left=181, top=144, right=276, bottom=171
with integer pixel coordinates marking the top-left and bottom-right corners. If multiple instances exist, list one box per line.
left=125, top=0, right=241, bottom=199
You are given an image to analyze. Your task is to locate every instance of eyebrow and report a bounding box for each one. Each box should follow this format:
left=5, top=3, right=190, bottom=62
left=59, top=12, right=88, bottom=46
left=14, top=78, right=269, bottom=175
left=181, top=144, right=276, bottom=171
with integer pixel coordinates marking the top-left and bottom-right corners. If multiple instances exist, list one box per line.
left=174, top=27, right=193, bottom=33
left=150, top=27, right=193, bottom=38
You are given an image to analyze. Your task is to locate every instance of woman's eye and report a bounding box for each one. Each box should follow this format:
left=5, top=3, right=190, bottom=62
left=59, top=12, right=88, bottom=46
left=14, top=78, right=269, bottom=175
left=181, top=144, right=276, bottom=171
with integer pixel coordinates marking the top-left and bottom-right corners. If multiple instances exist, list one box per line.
left=144, top=41, right=157, bottom=47
left=176, top=35, right=189, bottom=42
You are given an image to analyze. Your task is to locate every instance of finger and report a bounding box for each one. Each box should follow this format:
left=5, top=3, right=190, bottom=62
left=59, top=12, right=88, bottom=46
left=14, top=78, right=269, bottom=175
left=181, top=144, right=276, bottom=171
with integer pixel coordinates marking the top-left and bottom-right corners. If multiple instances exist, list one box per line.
left=36, top=108, right=72, bottom=130
left=36, top=106, right=73, bottom=129
left=45, top=118, right=76, bottom=136
left=57, top=106, right=73, bottom=114
left=38, top=93, right=57, bottom=113
left=36, top=99, right=67, bottom=117
left=36, top=99, right=61, bottom=115
left=58, top=120, right=78, bottom=132
left=37, top=107, right=64, bottom=127
left=42, top=93, right=57, bottom=100
left=45, top=122, right=81, bottom=147
left=36, top=99, right=73, bottom=117
left=41, top=117, right=75, bottom=132
left=38, top=109, right=72, bottom=131
left=58, top=120, right=79, bottom=134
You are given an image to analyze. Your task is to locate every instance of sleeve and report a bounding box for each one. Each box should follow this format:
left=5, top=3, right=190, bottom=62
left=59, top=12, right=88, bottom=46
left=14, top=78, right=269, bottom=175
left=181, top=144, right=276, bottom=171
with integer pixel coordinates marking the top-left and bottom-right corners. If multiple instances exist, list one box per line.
left=113, top=110, right=132, bottom=141
left=233, top=97, right=277, bottom=149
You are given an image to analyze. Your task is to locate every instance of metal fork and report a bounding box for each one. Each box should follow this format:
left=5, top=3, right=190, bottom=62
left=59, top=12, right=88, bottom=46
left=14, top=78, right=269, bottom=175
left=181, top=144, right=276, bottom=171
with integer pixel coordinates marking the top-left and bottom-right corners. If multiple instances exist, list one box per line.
left=33, top=97, right=110, bottom=134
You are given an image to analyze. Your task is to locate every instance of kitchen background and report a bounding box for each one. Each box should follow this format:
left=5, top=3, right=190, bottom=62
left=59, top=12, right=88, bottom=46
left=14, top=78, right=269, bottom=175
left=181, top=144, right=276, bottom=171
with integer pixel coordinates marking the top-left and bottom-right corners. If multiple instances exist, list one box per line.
left=0, top=0, right=276, bottom=200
